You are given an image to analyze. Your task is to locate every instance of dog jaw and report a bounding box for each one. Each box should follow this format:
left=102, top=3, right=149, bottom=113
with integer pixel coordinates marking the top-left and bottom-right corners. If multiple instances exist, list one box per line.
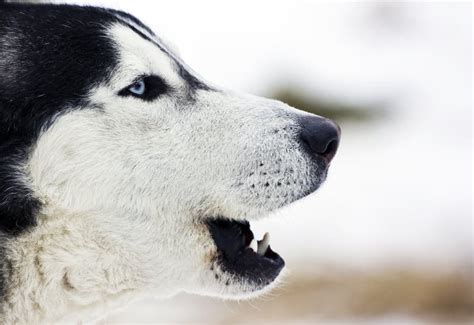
left=0, top=207, right=284, bottom=323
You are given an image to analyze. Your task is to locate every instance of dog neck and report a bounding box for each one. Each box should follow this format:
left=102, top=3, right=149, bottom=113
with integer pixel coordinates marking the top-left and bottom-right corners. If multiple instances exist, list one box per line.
left=0, top=208, right=146, bottom=323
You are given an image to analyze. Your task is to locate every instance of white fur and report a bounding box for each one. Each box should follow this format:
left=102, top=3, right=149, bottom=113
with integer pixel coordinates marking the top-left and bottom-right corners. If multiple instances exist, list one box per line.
left=1, top=22, right=320, bottom=323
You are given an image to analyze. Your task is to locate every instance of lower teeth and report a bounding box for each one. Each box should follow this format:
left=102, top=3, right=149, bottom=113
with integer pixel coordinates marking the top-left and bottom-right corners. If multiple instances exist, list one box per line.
left=257, top=232, right=270, bottom=256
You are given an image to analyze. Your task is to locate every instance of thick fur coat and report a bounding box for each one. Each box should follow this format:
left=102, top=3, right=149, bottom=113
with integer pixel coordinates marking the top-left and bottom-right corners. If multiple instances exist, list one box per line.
left=0, top=2, right=339, bottom=323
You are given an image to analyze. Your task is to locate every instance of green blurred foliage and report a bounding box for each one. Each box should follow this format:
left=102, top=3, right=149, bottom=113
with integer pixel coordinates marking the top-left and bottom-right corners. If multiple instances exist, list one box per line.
left=270, top=88, right=387, bottom=123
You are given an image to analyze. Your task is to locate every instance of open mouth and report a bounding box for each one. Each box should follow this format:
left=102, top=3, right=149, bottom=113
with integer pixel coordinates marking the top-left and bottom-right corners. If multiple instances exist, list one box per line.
left=206, top=218, right=284, bottom=287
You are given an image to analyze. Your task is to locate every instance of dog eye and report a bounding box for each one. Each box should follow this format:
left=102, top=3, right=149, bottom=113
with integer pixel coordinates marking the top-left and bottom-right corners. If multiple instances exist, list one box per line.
left=128, top=79, right=145, bottom=95
left=119, top=75, right=169, bottom=101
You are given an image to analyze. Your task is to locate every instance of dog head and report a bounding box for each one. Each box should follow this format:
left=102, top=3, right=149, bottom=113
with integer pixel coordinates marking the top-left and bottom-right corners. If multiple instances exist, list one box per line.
left=0, top=3, right=339, bottom=301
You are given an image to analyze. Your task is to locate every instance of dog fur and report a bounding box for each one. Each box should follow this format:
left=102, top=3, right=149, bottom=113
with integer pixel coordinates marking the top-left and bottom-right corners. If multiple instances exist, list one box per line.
left=0, top=2, right=339, bottom=323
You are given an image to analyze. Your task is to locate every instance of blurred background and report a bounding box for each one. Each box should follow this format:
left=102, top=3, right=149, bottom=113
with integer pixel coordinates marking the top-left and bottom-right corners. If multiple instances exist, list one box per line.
left=59, top=0, right=472, bottom=323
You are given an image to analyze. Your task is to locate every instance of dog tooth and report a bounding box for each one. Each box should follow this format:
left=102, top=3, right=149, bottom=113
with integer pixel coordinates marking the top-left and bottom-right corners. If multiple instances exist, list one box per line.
left=249, top=239, right=257, bottom=252
left=257, top=232, right=270, bottom=256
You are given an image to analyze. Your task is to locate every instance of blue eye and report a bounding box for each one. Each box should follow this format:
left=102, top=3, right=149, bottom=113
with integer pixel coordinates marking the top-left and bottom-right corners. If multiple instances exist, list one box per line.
left=119, top=75, right=169, bottom=101
left=128, top=79, right=146, bottom=95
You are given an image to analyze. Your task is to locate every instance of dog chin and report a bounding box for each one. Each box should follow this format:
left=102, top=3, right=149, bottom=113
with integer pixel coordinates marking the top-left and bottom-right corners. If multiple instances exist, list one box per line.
left=189, top=265, right=286, bottom=300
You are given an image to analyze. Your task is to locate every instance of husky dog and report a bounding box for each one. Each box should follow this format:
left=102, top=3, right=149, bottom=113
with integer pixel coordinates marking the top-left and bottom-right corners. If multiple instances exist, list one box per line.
left=0, top=1, right=340, bottom=323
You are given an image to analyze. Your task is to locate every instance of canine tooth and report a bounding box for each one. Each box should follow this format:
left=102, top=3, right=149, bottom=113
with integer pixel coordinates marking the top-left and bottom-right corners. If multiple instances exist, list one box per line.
left=257, top=232, right=270, bottom=256
left=249, top=239, right=257, bottom=252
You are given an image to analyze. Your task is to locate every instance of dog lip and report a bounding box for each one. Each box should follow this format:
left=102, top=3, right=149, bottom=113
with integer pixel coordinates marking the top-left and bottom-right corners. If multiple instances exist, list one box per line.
left=206, top=217, right=285, bottom=286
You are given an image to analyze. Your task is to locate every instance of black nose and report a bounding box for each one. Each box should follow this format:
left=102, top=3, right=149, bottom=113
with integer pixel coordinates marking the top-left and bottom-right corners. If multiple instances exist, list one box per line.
left=298, top=115, right=340, bottom=163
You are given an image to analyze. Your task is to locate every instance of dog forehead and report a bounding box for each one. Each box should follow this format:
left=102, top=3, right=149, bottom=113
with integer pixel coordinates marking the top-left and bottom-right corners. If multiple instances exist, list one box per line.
left=106, top=22, right=182, bottom=87
left=108, top=11, right=214, bottom=92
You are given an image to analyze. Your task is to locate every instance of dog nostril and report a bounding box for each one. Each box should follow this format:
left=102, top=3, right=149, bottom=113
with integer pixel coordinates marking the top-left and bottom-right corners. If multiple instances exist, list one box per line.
left=321, top=138, right=339, bottom=162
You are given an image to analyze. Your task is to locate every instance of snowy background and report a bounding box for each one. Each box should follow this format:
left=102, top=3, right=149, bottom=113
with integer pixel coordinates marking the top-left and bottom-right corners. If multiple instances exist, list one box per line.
left=58, top=0, right=472, bottom=323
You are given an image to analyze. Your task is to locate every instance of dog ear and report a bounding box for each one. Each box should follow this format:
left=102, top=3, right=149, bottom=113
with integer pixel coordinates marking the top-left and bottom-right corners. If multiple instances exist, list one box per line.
left=0, top=99, right=40, bottom=235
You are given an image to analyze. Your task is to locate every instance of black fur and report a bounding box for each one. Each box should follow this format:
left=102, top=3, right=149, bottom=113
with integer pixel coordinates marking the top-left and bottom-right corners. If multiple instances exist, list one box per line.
left=0, top=2, right=123, bottom=235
